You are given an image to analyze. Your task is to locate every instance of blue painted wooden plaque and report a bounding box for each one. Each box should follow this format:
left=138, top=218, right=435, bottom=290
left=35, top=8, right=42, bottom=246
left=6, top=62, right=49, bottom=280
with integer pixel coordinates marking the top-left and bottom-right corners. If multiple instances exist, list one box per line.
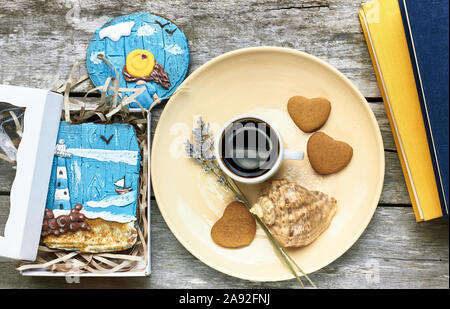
left=86, top=12, right=190, bottom=109
left=46, top=122, right=140, bottom=224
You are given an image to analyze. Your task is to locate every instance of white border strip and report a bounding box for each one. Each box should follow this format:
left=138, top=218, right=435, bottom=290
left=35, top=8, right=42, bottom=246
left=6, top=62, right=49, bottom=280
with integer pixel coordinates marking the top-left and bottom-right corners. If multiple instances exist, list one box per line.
left=361, top=9, right=424, bottom=219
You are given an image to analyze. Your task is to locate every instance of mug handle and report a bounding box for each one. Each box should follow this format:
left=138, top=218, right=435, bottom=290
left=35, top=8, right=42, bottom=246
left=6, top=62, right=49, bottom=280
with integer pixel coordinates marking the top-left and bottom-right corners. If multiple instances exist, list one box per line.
left=283, top=149, right=304, bottom=160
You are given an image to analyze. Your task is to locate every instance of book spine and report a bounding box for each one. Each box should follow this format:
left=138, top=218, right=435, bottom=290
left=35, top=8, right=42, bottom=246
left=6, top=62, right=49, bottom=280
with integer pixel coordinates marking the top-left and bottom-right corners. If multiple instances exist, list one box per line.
left=398, top=0, right=448, bottom=219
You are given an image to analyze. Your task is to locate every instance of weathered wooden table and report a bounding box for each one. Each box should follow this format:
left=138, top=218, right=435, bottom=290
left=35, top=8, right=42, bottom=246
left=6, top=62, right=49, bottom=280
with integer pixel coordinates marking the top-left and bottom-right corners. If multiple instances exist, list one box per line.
left=0, top=0, right=448, bottom=289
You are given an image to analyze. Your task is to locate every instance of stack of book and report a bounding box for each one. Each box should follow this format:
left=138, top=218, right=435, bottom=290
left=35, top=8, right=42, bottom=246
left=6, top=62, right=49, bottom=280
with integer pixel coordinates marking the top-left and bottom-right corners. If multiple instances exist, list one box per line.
left=359, top=0, right=449, bottom=221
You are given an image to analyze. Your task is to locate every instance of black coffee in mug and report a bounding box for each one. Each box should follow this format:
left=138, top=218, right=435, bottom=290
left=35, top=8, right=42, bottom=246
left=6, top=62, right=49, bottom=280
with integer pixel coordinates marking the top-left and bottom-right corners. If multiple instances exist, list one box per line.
left=219, top=118, right=280, bottom=178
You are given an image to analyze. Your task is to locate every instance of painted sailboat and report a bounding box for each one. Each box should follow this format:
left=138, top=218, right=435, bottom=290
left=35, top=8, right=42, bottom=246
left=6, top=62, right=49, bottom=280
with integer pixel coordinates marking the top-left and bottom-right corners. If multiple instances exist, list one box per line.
left=114, top=177, right=132, bottom=195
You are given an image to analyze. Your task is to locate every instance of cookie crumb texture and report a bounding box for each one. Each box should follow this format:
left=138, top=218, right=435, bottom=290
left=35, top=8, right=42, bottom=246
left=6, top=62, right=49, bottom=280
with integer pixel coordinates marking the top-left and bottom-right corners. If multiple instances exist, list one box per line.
left=211, top=201, right=256, bottom=248
left=307, top=132, right=353, bottom=175
left=43, top=218, right=137, bottom=253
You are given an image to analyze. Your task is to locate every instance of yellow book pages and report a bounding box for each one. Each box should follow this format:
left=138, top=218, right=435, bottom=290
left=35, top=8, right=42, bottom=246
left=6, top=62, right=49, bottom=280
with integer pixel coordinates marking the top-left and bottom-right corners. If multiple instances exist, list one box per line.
left=359, top=0, right=442, bottom=221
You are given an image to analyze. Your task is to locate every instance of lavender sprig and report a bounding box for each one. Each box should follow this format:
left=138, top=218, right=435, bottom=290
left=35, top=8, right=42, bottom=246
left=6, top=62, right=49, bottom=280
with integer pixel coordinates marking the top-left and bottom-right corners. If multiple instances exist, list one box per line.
left=185, top=116, right=316, bottom=288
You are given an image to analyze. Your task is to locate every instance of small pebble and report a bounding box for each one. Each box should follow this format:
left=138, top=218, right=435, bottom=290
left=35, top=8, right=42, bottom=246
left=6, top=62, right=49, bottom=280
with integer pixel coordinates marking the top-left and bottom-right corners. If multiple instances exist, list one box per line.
left=41, top=206, right=90, bottom=237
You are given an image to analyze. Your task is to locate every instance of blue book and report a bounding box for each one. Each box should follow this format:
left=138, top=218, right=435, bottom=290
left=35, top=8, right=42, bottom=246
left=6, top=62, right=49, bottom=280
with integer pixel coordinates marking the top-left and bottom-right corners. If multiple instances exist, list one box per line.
left=399, top=0, right=449, bottom=219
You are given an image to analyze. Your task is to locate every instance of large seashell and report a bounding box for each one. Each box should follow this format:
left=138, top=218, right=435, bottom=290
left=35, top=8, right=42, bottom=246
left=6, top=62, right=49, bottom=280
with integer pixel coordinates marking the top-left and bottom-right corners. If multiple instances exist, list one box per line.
left=251, top=179, right=337, bottom=247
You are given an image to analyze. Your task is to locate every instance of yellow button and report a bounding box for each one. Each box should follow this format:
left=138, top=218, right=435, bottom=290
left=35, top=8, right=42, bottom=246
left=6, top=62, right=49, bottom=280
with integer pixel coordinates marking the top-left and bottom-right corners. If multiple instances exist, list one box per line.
left=125, top=49, right=155, bottom=77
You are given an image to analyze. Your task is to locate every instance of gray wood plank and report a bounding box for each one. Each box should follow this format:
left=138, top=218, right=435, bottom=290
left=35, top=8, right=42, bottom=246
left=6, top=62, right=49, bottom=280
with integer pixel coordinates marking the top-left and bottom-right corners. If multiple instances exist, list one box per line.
left=77, top=99, right=396, bottom=151
left=0, top=160, right=15, bottom=192
left=0, top=198, right=447, bottom=288
left=0, top=0, right=380, bottom=97
left=148, top=101, right=397, bottom=151
left=381, top=151, right=410, bottom=205
left=0, top=100, right=410, bottom=203
left=0, top=132, right=410, bottom=205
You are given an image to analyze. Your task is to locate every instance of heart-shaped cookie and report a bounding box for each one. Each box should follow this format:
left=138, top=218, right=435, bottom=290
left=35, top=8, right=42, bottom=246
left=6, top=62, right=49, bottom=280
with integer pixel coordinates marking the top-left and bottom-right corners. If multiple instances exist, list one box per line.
left=307, top=132, right=353, bottom=175
left=287, top=96, right=331, bottom=133
left=211, top=201, right=256, bottom=248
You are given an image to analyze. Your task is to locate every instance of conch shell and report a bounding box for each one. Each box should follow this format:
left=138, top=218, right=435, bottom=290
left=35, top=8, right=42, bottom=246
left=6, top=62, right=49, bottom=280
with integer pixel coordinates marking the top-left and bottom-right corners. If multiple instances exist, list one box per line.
left=250, top=179, right=337, bottom=247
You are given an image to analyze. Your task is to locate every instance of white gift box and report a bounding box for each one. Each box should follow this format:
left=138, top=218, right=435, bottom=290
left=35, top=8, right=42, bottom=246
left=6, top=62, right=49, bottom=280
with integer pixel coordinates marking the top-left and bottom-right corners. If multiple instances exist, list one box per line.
left=0, top=84, right=151, bottom=277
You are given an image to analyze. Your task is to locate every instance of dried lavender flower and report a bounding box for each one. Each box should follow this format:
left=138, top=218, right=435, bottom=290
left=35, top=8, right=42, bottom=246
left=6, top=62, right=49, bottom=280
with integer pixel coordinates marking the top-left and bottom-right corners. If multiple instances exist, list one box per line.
left=184, top=140, right=194, bottom=158
left=184, top=116, right=316, bottom=288
left=217, top=176, right=226, bottom=184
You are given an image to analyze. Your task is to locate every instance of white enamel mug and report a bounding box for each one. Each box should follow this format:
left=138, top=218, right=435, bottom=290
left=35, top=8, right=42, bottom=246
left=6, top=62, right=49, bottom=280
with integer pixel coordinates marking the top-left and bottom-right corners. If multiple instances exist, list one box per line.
left=214, top=114, right=304, bottom=184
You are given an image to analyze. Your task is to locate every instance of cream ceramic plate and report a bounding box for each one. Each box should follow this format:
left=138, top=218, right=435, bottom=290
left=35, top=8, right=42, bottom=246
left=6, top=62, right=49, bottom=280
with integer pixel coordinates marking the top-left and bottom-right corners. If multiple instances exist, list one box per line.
left=151, top=47, right=384, bottom=281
